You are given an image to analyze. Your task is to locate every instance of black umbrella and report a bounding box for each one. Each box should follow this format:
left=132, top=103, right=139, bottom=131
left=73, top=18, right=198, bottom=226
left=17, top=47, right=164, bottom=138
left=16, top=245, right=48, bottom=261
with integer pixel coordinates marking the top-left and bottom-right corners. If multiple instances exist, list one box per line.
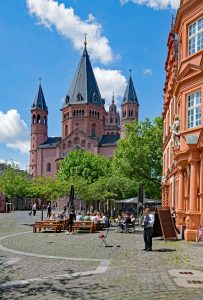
left=68, top=184, right=74, bottom=208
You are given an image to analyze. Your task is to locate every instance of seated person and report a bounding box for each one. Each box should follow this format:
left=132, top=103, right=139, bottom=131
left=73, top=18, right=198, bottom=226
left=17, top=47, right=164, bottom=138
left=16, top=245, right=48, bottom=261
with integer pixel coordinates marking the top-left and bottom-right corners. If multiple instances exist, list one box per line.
left=76, top=212, right=82, bottom=221
left=84, top=213, right=91, bottom=221
left=101, top=213, right=109, bottom=227
left=50, top=213, right=56, bottom=220
left=90, top=213, right=97, bottom=224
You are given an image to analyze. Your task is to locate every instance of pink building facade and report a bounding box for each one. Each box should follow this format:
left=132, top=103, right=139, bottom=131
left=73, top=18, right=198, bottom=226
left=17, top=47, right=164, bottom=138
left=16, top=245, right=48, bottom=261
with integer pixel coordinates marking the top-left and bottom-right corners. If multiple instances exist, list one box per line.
left=162, top=0, right=203, bottom=240
left=29, top=42, right=139, bottom=177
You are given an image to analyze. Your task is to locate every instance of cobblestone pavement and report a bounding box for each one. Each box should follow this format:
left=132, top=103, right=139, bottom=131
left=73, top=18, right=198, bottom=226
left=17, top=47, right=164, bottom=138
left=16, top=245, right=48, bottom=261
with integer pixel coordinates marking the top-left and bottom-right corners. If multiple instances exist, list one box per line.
left=1, top=211, right=203, bottom=299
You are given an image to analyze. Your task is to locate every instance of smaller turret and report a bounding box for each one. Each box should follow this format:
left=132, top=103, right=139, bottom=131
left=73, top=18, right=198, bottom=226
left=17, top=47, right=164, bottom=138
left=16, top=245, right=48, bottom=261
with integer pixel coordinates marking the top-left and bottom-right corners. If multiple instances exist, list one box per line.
left=105, top=93, right=120, bottom=135
left=29, top=82, right=48, bottom=176
left=121, top=71, right=139, bottom=138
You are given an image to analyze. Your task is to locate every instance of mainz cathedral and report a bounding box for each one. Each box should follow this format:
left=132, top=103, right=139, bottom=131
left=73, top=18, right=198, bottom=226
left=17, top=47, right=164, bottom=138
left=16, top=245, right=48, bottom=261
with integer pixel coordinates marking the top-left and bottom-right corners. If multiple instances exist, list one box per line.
left=29, top=40, right=139, bottom=177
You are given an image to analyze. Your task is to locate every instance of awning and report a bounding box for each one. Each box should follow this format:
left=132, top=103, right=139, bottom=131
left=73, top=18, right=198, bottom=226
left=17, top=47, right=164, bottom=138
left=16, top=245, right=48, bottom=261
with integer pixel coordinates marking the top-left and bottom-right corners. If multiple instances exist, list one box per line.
left=116, top=197, right=161, bottom=204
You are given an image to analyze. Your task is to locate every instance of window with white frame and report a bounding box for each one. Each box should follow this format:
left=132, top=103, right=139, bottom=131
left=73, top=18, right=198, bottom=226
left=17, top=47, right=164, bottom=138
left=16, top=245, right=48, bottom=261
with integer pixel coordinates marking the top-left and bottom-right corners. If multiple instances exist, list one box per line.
left=188, top=17, right=203, bottom=55
left=187, top=91, right=201, bottom=129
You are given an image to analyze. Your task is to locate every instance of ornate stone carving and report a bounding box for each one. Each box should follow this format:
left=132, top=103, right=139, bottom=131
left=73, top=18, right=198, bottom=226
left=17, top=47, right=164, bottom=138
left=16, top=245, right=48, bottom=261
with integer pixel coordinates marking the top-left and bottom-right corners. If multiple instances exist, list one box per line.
left=171, top=115, right=180, bottom=149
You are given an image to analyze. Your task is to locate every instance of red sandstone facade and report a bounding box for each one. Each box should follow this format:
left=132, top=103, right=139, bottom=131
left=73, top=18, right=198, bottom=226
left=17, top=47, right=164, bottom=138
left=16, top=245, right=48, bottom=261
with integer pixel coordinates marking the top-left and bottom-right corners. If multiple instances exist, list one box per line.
left=29, top=43, right=139, bottom=178
left=162, top=0, right=203, bottom=240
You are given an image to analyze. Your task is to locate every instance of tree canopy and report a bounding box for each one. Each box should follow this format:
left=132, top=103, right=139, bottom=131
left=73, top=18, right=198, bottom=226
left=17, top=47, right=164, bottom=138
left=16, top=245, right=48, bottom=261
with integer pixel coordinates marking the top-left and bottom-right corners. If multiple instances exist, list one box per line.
left=113, top=117, right=163, bottom=199
left=0, top=166, right=31, bottom=199
left=58, top=149, right=112, bottom=183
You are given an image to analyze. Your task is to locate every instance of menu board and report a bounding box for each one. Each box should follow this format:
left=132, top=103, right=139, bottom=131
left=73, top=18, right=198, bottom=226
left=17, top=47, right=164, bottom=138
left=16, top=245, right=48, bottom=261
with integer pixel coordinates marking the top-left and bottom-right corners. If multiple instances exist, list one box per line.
left=157, top=207, right=177, bottom=240
left=153, top=211, right=162, bottom=238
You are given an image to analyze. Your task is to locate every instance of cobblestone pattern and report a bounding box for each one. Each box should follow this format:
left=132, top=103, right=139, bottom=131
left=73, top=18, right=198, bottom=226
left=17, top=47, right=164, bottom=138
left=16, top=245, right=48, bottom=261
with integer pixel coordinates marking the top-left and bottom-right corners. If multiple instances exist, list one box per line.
left=1, top=212, right=203, bottom=299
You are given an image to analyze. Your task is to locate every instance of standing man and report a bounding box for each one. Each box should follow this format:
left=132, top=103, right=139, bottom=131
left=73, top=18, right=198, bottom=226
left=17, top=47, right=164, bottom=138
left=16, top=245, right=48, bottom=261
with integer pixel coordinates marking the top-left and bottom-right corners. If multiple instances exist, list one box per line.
left=47, top=202, right=52, bottom=218
left=32, top=203, right=37, bottom=216
left=143, top=208, right=154, bottom=251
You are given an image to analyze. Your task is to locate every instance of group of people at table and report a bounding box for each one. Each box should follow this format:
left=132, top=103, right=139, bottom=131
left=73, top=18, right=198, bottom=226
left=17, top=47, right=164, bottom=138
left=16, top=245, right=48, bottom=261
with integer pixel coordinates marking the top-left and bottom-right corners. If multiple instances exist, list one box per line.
left=47, top=208, right=109, bottom=234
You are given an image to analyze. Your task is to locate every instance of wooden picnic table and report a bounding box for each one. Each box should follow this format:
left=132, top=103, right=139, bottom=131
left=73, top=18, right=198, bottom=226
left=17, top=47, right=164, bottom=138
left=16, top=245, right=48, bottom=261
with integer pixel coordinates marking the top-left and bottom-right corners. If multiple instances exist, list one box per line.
left=33, top=220, right=62, bottom=233
left=72, top=221, right=95, bottom=233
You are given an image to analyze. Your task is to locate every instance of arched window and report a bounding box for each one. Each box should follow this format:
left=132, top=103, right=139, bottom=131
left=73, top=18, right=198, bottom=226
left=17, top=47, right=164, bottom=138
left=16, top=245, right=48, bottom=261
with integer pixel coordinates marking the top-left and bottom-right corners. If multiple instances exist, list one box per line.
left=67, top=112, right=69, bottom=118
left=73, top=137, right=80, bottom=144
left=91, top=124, right=96, bottom=136
left=110, top=117, right=113, bottom=123
left=97, top=112, right=99, bottom=119
left=79, top=110, right=81, bottom=117
left=87, top=142, right=91, bottom=149
left=82, top=110, right=84, bottom=117
left=65, top=125, right=68, bottom=136
left=73, top=110, right=76, bottom=117
left=77, top=93, right=83, bottom=102
left=47, top=163, right=51, bottom=172
left=111, top=132, right=114, bottom=135
left=37, top=114, right=41, bottom=123
left=81, top=140, right=86, bottom=147
left=89, top=110, right=92, bottom=118
left=67, top=140, right=72, bottom=148
left=44, top=116, right=47, bottom=125
left=32, top=115, right=36, bottom=124
left=63, top=143, right=66, bottom=149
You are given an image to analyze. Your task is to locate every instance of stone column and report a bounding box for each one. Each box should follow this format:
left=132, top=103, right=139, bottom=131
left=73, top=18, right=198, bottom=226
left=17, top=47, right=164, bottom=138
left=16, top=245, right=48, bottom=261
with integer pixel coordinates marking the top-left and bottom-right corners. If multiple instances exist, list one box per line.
left=189, top=160, right=198, bottom=211
left=178, top=169, right=184, bottom=210
left=177, top=168, right=185, bottom=226
left=200, top=152, right=203, bottom=224
left=185, top=159, right=200, bottom=241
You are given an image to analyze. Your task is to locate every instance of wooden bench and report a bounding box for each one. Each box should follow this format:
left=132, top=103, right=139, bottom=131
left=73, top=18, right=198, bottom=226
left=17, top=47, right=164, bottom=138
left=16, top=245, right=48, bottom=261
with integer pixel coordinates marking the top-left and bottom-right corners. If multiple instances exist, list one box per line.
left=33, top=220, right=61, bottom=233
left=72, top=221, right=95, bottom=233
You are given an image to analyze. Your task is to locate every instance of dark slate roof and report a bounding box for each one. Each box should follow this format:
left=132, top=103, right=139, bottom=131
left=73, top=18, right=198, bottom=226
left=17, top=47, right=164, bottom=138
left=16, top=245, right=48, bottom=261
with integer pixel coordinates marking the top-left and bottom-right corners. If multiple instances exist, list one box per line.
left=38, top=137, right=61, bottom=149
left=62, top=46, right=104, bottom=108
left=122, top=75, right=139, bottom=105
left=32, top=84, right=48, bottom=111
left=100, top=134, right=120, bottom=146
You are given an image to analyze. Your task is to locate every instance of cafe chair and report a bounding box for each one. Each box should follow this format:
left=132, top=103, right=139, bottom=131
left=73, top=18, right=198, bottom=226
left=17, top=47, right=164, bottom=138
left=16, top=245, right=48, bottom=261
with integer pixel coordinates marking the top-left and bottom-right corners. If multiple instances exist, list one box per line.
left=99, top=229, right=112, bottom=247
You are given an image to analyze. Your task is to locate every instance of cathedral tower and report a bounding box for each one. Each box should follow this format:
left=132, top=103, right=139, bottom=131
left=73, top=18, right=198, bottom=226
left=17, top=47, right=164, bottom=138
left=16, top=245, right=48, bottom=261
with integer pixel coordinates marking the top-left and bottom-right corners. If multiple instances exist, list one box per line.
left=121, top=73, right=139, bottom=138
left=61, top=40, right=106, bottom=140
left=29, top=83, right=48, bottom=176
left=105, top=94, right=120, bottom=135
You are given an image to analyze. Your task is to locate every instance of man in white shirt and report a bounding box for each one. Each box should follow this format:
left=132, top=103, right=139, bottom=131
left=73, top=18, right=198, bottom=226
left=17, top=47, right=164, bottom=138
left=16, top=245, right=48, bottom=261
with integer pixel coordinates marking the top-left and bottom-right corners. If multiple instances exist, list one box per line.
left=143, top=208, right=155, bottom=251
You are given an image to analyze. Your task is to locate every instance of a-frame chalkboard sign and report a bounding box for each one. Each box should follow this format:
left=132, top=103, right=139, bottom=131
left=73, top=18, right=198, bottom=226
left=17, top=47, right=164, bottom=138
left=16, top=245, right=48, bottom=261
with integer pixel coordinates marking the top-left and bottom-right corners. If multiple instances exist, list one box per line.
left=157, top=207, right=177, bottom=240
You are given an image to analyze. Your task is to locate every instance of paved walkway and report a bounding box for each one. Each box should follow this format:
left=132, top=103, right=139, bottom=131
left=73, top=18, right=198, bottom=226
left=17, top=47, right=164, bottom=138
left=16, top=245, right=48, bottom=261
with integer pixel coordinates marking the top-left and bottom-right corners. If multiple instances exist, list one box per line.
left=1, top=211, right=203, bottom=299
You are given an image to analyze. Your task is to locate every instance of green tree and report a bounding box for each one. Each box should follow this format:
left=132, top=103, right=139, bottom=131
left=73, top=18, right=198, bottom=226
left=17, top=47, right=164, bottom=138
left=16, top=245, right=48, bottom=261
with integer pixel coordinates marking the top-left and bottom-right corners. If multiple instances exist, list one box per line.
left=58, top=149, right=111, bottom=183
left=27, top=176, right=69, bottom=220
left=0, top=166, right=31, bottom=206
left=113, top=117, right=163, bottom=199
left=90, top=175, right=137, bottom=201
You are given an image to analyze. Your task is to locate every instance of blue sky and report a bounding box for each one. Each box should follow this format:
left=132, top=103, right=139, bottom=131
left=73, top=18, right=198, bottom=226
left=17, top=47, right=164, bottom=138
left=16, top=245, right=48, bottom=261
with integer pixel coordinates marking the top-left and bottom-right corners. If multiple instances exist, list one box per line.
left=0, top=0, right=179, bottom=169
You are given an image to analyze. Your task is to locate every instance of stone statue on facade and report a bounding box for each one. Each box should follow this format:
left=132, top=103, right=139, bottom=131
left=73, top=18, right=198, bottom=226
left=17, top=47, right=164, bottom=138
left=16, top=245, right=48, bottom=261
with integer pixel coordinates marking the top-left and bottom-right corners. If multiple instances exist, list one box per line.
left=171, top=115, right=180, bottom=149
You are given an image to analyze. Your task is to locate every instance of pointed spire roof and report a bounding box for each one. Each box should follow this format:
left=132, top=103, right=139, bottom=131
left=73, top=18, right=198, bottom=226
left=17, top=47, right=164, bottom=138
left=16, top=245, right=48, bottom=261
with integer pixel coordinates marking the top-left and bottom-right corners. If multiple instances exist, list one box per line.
left=32, top=83, right=47, bottom=111
left=122, top=75, right=139, bottom=105
left=63, top=43, right=104, bottom=108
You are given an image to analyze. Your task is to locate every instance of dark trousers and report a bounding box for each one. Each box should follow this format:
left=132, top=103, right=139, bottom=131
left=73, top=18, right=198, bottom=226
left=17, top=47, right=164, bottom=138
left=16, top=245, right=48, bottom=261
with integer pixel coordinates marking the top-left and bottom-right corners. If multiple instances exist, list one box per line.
left=144, top=227, right=154, bottom=250
left=33, top=210, right=36, bottom=216
left=68, top=222, right=73, bottom=232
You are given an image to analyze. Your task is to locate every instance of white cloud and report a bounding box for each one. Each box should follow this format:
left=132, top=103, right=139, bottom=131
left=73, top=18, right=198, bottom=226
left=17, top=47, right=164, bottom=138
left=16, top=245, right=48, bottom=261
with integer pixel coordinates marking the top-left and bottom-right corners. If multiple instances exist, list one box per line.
left=143, top=68, right=153, bottom=75
left=26, top=0, right=113, bottom=64
left=0, top=109, right=30, bottom=154
left=120, top=0, right=180, bottom=10
left=93, top=67, right=127, bottom=107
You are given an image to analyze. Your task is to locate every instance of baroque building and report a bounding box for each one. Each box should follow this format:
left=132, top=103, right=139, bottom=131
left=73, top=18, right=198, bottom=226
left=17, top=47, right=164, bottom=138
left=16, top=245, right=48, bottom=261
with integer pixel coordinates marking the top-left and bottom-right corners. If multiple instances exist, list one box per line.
left=29, top=42, right=139, bottom=178
left=162, top=0, right=203, bottom=240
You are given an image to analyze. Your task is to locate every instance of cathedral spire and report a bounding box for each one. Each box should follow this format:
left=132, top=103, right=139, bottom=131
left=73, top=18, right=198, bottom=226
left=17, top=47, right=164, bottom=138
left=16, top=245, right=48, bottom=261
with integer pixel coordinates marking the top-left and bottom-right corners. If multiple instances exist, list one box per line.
left=122, top=72, right=139, bottom=106
left=63, top=40, right=103, bottom=108
left=32, top=81, right=47, bottom=111
left=112, top=92, right=115, bottom=104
